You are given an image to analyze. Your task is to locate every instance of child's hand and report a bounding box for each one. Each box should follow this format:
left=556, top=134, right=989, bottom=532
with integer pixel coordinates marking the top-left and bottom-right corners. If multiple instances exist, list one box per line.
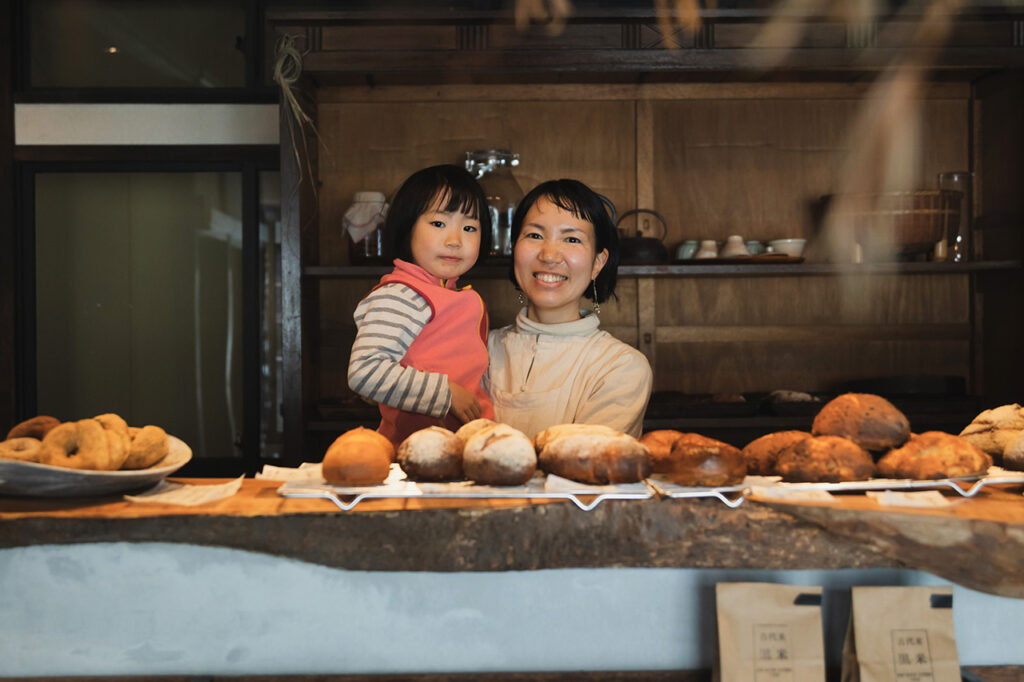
left=448, top=380, right=482, bottom=424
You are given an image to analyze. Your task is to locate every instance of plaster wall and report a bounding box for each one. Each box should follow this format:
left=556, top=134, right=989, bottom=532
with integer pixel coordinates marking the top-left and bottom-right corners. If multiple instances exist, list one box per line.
left=1, top=542, right=1020, bottom=676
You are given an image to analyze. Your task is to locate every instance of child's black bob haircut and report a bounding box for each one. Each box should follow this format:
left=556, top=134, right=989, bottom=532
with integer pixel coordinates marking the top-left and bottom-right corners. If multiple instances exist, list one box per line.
left=508, top=179, right=619, bottom=304
left=385, top=164, right=492, bottom=263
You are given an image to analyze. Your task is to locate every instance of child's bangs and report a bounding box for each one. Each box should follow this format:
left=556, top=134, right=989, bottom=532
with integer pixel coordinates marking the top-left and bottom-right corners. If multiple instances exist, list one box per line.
left=433, top=183, right=484, bottom=220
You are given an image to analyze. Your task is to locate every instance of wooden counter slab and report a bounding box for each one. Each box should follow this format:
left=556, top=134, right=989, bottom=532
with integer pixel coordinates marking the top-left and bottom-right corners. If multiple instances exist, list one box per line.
left=752, top=486, right=1024, bottom=598
left=2, top=478, right=1023, bottom=598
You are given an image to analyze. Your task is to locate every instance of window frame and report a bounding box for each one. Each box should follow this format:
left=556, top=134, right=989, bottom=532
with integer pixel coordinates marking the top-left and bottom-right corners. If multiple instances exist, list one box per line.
left=16, top=149, right=279, bottom=476
left=14, top=0, right=278, bottom=103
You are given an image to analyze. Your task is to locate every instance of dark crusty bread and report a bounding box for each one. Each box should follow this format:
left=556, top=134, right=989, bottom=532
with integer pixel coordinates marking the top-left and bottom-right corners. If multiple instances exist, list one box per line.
left=537, top=425, right=651, bottom=484
left=640, top=429, right=685, bottom=473
left=775, top=435, right=875, bottom=483
left=666, top=433, right=746, bottom=487
left=811, top=393, right=910, bottom=453
left=397, top=426, right=464, bottom=481
left=876, top=431, right=992, bottom=480
left=959, top=403, right=1024, bottom=462
left=1005, top=432, right=1024, bottom=471
left=741, top=430, right=812, bottom=476
left=322, top=427, right=394, bottom=485
left=462, top=423, right=536, bottom=486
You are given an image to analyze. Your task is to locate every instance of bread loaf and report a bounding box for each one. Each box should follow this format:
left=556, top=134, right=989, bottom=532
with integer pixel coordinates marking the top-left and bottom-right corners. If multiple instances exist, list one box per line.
left=959, top=403, right=1024, bottom=462
left=1004, top=431, right=1024, bottom=471
left=666, top=433, right=746, bottom=487
left=537, top=424, right=651, bottom=484
left=811, top=393, right=910, bottom=453
left=463, top=423, right=536, bottom=486
left=322, top=427, right=394, bottom=486
left=455, top=418, right=498, bottom=445
left=741, top=430, right=811, bottom=476
left=775, top=435, right=875, bottom=483
left=639, top=429, right=685, bottom=473
left=397, top=426, right=463, bottom=481
left=877, top=431, right=992, bottom=480
left=533, top=423, right=621, bottom=453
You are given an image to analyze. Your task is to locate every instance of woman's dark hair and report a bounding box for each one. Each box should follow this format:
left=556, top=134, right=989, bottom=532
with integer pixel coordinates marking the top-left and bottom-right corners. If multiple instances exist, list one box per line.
left=509, top=179, right=619, bottom=303
left=384, top=164, right=492, bottom=262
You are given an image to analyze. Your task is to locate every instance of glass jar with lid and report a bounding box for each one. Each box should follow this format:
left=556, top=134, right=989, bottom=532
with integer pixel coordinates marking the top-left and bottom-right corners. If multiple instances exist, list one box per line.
left=465, top=150, right=523, bottom=259
left=344, top=191, right=388, bottom=265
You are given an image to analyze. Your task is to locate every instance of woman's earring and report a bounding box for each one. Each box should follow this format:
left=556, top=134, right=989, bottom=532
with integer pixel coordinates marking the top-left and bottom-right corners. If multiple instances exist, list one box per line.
left=592, top=280, right=600, bottom=315
left=517, top=289, right=525, bottom=306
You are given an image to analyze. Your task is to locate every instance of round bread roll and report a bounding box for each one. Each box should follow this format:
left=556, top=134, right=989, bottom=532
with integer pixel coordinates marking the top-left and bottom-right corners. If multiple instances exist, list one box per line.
left=537, top=425, right=651, bottom=484
left=463, top=423, right=536, bottom=486
left=1003, top=431, right=1024, bottom=471
left=397, top=426, right=463, bottom=481
left=812, top=393, right=910, bottom=453
left=666, top=433, right=746, bottom=487
left=876, top=431, right=992, bottom=480
left=123, top=425, right=170, bottom=469
left=741, top=430, right=812, bottom=476
left=454, top=418, right=498, bottom=445
left=0, top=437, right=42, bottom=463
left=959, top=403, right=1024, bottom=461
left=775, top=435, right=875, bottom=483
left=37, top=419, right=115, bottom=470
left=322, top=427, right=394, bottom=486
left=533, top=423, right=621, bottom=453
left=640, top=429, right=685, bottom=473
left=6, top=415, right=61, bottom=441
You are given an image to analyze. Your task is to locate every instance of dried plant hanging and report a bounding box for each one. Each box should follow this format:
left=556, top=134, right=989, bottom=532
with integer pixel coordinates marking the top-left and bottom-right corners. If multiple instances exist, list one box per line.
left=654, top=0, right=710, bottom=49
left=514, top=0, right=574, bottom=36
left=273, top=33, right=326, bottom=199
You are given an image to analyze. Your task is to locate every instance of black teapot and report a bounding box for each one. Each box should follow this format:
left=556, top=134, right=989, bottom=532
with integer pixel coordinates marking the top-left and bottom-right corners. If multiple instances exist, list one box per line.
left=616, top=208, right=669, bottom=265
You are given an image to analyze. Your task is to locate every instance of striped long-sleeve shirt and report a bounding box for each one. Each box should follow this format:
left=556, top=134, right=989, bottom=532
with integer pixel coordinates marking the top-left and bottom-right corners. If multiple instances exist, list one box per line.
left=347, top=283, right=451, bottom=418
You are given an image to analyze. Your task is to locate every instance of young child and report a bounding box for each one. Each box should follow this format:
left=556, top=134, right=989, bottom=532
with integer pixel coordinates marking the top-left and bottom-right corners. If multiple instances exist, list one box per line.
left=348, top=164, right=495, bottom=447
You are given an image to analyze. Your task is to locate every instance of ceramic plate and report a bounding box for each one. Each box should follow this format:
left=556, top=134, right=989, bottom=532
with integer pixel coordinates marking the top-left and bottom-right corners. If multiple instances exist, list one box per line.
left=0, top=435, right=192, bottom=498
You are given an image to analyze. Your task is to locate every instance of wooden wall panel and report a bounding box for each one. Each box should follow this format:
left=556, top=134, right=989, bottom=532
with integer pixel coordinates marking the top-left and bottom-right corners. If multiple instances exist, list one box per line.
left=650, top=97, right=969, bottom=251
left=310, top=83, right=979, bottom=407
left=655, top=275, right=969, bottom=326
left=317, top=99, right=636, bottom=265
left=654, top=338, right=970, bottom=394
left=651, top=274, right=971, bottom=394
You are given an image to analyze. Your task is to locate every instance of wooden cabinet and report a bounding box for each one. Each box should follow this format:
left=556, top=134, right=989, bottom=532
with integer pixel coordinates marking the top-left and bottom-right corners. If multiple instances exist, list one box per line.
left=269, top=5, right=1024, bottom=463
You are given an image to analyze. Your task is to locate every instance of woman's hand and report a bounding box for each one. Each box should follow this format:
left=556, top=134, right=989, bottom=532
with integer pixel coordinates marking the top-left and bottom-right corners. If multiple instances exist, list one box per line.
left=448, top=380, right=482, bottom=424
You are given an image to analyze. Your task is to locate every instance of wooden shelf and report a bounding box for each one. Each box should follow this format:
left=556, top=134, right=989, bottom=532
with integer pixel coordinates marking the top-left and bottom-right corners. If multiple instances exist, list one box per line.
left=304, top=260, right=1022, bottom=279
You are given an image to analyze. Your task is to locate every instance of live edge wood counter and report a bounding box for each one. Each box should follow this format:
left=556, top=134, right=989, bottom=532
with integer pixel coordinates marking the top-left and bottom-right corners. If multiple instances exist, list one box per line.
left=1, top=478, right=1023, bottom=598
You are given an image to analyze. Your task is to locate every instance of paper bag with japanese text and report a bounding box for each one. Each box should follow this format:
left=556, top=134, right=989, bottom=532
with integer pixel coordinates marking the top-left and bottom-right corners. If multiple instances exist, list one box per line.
left=713, top=582, right=826, bottom=682
left=841, top=585, right=960, bottom=682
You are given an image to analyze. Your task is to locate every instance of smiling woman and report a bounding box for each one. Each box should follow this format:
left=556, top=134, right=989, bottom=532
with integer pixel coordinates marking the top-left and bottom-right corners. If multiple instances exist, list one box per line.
left=485, top=179, right=653, bottom=438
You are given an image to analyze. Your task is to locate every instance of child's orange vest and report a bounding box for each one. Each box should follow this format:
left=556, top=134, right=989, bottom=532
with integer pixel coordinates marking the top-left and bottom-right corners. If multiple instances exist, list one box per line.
left=373, top=260, right=493, bottom=446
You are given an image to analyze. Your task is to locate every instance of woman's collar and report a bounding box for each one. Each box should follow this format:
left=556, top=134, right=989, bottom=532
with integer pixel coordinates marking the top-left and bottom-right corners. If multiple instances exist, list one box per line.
left=515, top=308, right=600, bottom=336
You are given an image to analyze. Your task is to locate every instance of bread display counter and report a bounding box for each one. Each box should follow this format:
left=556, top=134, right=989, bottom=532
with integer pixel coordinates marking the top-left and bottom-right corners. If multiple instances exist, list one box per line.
left=3, top=399, right=1024, bottom=597
left=2, top=470, right=1024, bottom=598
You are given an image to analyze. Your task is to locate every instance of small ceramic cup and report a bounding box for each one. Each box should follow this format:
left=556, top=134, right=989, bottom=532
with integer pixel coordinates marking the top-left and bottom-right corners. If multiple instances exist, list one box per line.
left=694, top=239, right=719, bottom=259
left=746, top=240, right=766, bottom=256
left=720, top=235, right=750, bottom=258
left=676, top=240, right=699, bottom=260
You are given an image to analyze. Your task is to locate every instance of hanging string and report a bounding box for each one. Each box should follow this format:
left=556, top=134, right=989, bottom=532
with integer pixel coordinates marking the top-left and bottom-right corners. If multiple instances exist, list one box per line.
left=273, top=34, right=325, bottom=199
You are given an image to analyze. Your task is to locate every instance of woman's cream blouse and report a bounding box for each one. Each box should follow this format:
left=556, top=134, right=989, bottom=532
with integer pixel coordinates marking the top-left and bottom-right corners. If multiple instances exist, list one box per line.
left=485, top=309, right=653, bottom=439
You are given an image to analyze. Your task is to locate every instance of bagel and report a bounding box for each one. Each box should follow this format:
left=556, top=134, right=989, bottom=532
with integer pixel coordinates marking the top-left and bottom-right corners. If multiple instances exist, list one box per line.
left=122, top=425, right=169, bottom=469
left=38, top=419, right=115, bottom=470
left=6, top=415, right=61, bottom=440
left=93, top=413, right=131, bottom=469
left=0, top=437, right=42, bottom=463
